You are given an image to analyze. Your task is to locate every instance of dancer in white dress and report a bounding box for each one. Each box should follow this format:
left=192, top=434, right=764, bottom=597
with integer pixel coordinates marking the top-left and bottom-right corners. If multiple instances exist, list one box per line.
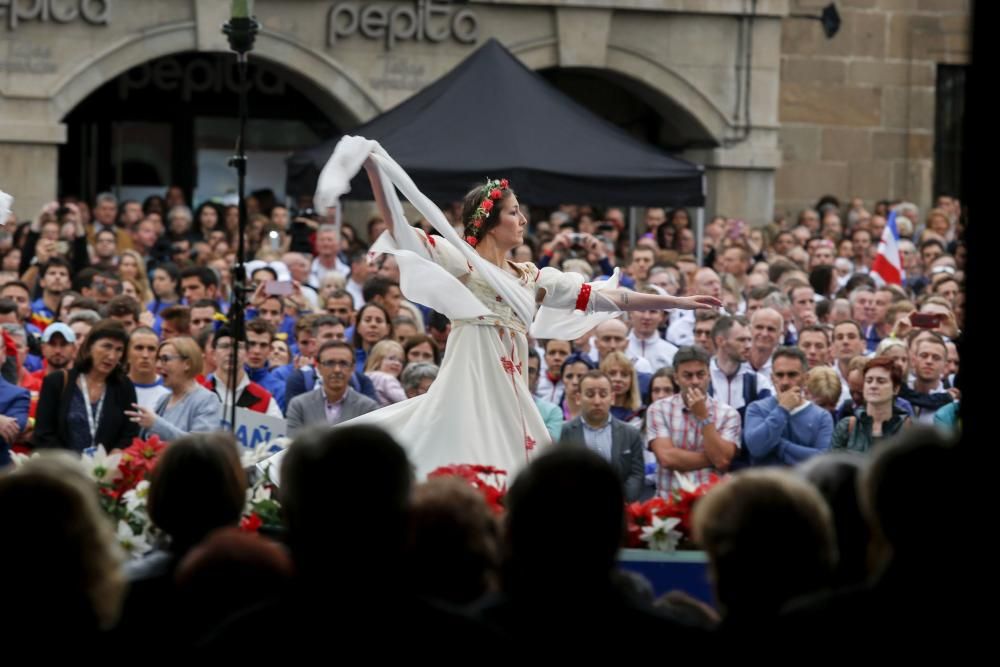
left=281, top=137, right=720, bottom=481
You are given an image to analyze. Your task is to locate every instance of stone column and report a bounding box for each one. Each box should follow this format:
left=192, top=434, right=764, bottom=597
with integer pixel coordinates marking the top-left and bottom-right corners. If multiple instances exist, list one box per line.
left=0, top=122, right=66, bottom=219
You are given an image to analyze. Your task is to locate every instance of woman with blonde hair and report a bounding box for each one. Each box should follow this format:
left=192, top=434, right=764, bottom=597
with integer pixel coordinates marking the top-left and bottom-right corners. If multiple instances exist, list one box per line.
left=599, top=351, right=643, bottom=427
left=805, top=366, right=842, bottom=415
left=364, top=339, right=407, bottom=406
left=124, top=337, right=222, bottom=441
left=119, top=250, right=154, bottom=303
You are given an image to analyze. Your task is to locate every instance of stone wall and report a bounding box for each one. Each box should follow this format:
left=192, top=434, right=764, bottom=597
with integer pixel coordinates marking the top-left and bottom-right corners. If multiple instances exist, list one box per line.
left=775, top=0, right=970, bottom=220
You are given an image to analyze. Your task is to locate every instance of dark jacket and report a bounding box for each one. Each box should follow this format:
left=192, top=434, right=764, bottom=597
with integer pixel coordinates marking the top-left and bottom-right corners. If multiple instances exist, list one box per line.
left=557, top=416, right=645, bottom=502
left=32, top=368, right=140, bottom=451
left=831, top=405, right=911, bottom=454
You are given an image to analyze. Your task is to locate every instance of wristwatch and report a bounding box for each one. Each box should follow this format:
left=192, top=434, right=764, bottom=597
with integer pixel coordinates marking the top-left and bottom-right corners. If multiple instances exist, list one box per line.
left=696, top=416, right=713, bottom=429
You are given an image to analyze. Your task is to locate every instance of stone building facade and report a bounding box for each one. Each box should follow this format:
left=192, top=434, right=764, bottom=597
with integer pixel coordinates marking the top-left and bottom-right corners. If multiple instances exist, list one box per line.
left=0, top=0, right=969, bottom=225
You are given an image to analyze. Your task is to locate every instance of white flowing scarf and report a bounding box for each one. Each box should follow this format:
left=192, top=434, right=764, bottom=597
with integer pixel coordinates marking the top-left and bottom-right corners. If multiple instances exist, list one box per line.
left=0, top=190, right=12, bottom=226
left=315, top=136, right=619, bottom=339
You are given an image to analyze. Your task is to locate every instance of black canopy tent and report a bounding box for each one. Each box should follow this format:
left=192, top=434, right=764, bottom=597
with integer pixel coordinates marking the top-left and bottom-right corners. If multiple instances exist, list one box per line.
left=285, top=39, right=703, bottom=207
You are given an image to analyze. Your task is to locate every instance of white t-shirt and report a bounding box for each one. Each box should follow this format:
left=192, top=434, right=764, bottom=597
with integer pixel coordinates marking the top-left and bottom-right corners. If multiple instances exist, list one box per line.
left=133, top=378, right=171, bottom=411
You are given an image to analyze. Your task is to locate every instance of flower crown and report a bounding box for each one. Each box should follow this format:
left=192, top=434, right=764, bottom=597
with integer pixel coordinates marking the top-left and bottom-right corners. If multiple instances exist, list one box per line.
left=464, top=178, right=509, bottom=247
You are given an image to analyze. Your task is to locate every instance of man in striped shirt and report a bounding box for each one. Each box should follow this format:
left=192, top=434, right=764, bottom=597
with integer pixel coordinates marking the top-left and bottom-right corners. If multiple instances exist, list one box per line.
left=647, top=346, right=741, bottom=496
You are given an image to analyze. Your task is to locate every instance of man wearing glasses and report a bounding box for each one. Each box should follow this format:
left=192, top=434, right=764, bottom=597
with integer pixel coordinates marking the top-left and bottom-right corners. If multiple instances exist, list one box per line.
left=286, top=341, right=378, bottom=436
left=200, top=326, right=283, bottom=422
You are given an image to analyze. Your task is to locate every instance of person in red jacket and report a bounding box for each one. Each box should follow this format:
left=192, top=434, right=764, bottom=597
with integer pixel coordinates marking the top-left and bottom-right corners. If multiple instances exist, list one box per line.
left=198, top=326, right=282, bottom=423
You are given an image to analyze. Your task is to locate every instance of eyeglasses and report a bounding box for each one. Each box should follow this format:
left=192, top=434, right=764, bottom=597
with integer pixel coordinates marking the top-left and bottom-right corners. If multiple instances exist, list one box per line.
left=157, top=354, right=185, bottom=363
left=318, top=359, right=352, bottom=369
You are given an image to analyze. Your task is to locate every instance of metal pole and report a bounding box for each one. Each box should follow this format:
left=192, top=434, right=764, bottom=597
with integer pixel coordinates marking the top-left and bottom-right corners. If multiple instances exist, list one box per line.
left=223, top=12, right=259, bottom=434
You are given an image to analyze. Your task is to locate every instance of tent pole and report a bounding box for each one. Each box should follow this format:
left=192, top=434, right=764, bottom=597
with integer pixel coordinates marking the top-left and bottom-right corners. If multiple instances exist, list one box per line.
left=695, top=173, right=707, bottom=267
left=696, top=206, right=705, bottom=267
left=629, top=206, right=638, bottom=254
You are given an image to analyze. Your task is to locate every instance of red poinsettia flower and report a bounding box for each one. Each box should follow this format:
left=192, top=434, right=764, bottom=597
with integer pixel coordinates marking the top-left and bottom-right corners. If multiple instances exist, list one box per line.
left=482, top=199, right=494, bottom=212
left=122, top=435, right=166, bottom=469
left=240, top=513, right=263, bottom=533
left=489, top=188, right=502, bottom=200
left=499, top=179, right=509, bottom=189
left=428, top=464, right=507, bottom=515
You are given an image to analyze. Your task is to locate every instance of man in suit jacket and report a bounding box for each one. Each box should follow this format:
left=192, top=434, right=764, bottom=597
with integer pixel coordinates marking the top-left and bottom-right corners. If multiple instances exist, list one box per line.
left=557, top=370, right=644, bottom=502
left=286, top=341, right=379, bottom=437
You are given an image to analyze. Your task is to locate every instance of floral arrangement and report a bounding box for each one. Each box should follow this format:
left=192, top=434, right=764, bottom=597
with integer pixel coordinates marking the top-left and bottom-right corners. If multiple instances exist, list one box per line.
left=626, top=472, right=724, bottom=552
left=427, top=464, right=507, bottom=515
left=11, top=435, right=289, bottom=557
left=464, top=178, right=509, bottom=247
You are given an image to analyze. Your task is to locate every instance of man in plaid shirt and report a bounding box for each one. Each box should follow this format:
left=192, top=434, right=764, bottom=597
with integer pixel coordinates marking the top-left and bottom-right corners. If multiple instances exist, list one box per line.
left=647, top=346, right=741, bottom=496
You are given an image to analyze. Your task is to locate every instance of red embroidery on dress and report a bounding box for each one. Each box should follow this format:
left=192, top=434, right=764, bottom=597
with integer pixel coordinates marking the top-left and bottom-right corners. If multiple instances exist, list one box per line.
left=500, top=356, right=516, bottom=375
left=575, top=283, right=592, bottom=311
left=426, top=234, right=436, bottom=247
left=524, top=435, right=537, bottom=452
left=495, top=295, right=503, bottom=302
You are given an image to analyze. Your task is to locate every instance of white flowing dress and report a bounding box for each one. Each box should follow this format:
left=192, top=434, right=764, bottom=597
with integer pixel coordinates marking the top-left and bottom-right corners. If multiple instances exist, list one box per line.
left=273, top=137, right=623, bottom=481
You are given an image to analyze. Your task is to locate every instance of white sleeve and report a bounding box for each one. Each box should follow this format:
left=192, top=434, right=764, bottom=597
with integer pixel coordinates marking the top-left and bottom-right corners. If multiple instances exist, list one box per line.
left=530, top=267, right=624, bottom=341
left=535, top=267, right=618, bottom=312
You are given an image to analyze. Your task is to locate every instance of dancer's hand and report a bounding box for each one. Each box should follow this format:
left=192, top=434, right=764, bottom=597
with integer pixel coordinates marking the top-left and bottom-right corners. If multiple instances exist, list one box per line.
left=673, top=295, right=723, bottom=311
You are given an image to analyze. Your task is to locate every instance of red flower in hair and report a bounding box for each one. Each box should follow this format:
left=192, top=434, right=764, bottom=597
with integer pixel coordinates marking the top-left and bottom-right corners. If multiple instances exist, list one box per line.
left=489, top=188, right=502, bottom=200
left=466, top=236, right=478, bottom=247
left=482, top=199, right=494, bottom=212
left=499, top=179, right=509, bottom=189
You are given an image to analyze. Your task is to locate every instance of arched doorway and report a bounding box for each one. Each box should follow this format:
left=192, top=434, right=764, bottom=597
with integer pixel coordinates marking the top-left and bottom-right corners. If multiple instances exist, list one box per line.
left=58, top=52, right=350, bottom=206
left=538, top=66, right=721, bottom=152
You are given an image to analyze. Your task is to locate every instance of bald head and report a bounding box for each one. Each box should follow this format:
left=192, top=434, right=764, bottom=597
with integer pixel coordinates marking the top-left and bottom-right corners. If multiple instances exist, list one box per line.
left=282, top=252, right=310, bottom=282
left=693, top=269, right=722, bottom=299
left=750, top=307, right=784, bottom=353
left=595, top=318, right=629, bottom=359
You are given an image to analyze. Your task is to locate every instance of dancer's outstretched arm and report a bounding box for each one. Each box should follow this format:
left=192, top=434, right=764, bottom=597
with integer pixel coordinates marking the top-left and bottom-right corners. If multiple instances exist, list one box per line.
left=594, top=289, right=721, bottom=313
left=363, top=157, right=396, bottom=240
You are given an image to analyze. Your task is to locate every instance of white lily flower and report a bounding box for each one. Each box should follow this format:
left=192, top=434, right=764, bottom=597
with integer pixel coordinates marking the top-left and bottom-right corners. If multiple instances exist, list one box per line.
left=83, top=445, right=123, bottom=484
left=9, top=450, right=37, bottom=468
left=639, top=516, right=683, bottom=552
left=250, top=482, right=272, bottom=503
left=117, top=520, right=151, bottom=557
left=240, top=436, right=291, bottom=468
left=122, top=480, right=150, bottom=513
left=673, top=471, right=697, bottom=494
